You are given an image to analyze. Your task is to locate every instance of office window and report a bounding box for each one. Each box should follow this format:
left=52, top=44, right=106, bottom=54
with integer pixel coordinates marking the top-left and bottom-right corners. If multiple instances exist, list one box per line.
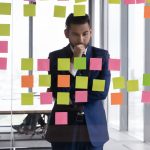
left=128, top=4, right=144, bottom=141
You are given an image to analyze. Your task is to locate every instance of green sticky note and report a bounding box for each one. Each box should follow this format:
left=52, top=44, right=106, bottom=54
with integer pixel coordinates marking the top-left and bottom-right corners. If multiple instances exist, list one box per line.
left=0, top=3, right=11, bottom=15
left=21, top=58, right=33, bottom=70
left=0, top=24, right=10, bottom=36
left=92, top=79, right=105, bottom=92
left=127, top=80, right=139, bottom=92
left=58, top=58, right=70, bottom=71
left=21, top=93, right=33, bottom=105
left=54, top=5, right=66, bottom=18
left=112, top=76, right=125, bottom=89
left=75, top=76, right=88, bottom=89
left=24, top=4, right=36, bottom=16
left=74, top=5, right=86, bottom=16
left=75, top=0, right=87, bottom=3
left=57, top=92, right=70, bottom=105
left=108, top=0, right=121, bottom=4
left=143, top=74, right=150, bottom=86
left=39, top=75, right=51, bottom=87
left=74, top=57, right=86, bottom=70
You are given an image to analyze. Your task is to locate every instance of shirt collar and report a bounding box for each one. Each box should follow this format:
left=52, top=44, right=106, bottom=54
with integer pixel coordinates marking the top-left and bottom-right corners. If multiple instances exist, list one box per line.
left=70, top=44, right=88, bottom=55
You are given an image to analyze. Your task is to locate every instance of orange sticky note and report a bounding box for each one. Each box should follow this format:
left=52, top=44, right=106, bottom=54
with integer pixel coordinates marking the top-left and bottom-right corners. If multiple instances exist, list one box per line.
left=21, top=75, right=33, bottom=88
left=58, top=75, right=70, bottom=88
left=144, top=6, right=150, bottom=18
left=40, top=92, right=53, bottom=104
left=111, top=92, right=123, bottom=105
left=0, top=57, right=7, bottom=70
left=55, top=112, right=68, bottom=125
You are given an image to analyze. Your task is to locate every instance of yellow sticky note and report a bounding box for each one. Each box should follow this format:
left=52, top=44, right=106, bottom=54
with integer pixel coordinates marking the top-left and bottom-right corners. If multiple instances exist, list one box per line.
left=0, top=3, right=11, bottom=15
left=58, top=58, right=70, bottom=71
left=74, top=5, right=86, bottom=16
left=57, top=92, right=70, bottom=105
left=0, top=24, right=10, bottom=36
left=108, top=0, right=121, bottom=4
left=127, top=80, right=139, bottom=92
left=146, top=0, right=150, bottom=3
left=92, top=79, right=105, bottom=92
left=39, top=75, right=51, bottom=87
left=75, top=0, right=87, bottom=3
left=112, top=76, right=125, bottom=89
left=24, top=4, right=36, bottom=17
left=21, top=58, right=33, bottom=70
left=21, top=93, right=33, bottom=105
left=75, top=76, right=88, bottom=89
left=54, top=5, right=66, bottom=18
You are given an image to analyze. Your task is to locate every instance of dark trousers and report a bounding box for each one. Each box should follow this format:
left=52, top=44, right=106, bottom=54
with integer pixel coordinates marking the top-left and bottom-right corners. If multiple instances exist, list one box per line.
left=51, top=114, right=103, bottom=150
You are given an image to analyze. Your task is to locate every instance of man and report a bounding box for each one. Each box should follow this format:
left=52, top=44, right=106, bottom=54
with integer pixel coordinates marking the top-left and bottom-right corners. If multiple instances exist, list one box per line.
left=45, top=13, right=111, bottom=150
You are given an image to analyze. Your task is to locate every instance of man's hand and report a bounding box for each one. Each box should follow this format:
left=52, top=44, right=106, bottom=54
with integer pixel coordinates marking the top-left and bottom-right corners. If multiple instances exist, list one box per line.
left=73, top=44, right=85, bottom=57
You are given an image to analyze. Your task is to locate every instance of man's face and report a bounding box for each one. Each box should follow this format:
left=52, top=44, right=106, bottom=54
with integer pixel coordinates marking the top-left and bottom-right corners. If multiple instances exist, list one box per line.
left=65, top=23, right=92, bottom=48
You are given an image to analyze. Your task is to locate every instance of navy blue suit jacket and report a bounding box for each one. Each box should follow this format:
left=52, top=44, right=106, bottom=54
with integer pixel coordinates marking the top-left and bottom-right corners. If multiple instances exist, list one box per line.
left=46, top=44, right=111, bottom=147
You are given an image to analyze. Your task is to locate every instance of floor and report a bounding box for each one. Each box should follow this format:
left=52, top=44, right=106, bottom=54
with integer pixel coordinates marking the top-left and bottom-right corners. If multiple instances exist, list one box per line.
left=0, top=128, right=150, bottom=150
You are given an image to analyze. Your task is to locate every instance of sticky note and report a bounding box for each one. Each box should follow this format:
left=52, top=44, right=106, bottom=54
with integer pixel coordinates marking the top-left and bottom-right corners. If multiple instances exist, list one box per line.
left=124, top=0, right=135, bottom=4
left=0, top=58, right=7, bottom=70
left=55, top=112, right=68, bottom=125
left=74, top=57, right=86, bottom=70
left=21, top=75, right=33, bottom=88
left=136, top=0, right=145, bottom=3
left=75, top=76, right=88, bottom=89
left=108, top=0, right=121, bottom=4
left=111, top=92, right=123, bottom=105
left=40, top=92, right=53, bottom=104
left=147, top=0, right=150, bottom=3
left=0, top=41, right=8, bottom=53
left=74, top=5, right=86, bottom=16
left=127, top=80, right=139, bottom=92
left=108, top=58, right=120, bottom=71
left=21, top=93, right=33, bottom=105
left=37, top=59, right=50, bottom=71
left=92, top=79, right=105, bottom=92
left=144, top=6, right=150, bottom=18
left=57, top=92, right=70, bottom=105
left=143, top=74, right=150, bottom=86
left=21, top=58, right=33, bottom=70
left=54, top=5, right=66, bottom=18
left=75, top=91, right=88, bottom=103
left=141, top=91, right=150, bottom=103
left=0, top=24, right=10, bottom=36
left=75, top=0, right=87, bottom=3
left=90, top=58, right=102, bottom=71
left=39, top=75, right=51, bottom=87
left=112, top=76, right=125, bottom=89
left=58, top=58, right=70, bottom=71
left=24, top=4, right=36, bottom=16
left=0, top=3, right=11, bottom=15
left=58, top=75, right=70, bottom=87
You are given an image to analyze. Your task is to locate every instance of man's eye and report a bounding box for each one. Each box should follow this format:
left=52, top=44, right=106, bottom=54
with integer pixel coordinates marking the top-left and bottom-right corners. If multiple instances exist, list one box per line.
left=83, top=32, right=88, bottom=36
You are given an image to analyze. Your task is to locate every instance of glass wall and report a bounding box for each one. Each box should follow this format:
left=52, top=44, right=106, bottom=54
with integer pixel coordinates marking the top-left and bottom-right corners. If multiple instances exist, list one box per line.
left=128, top=4, right=144, bottom=141
left=108, top=4, right=121, bottom=130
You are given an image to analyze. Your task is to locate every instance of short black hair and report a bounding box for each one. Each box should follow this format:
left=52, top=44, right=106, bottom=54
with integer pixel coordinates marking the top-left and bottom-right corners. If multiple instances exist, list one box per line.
left=65, top=13, right=91, bottom=29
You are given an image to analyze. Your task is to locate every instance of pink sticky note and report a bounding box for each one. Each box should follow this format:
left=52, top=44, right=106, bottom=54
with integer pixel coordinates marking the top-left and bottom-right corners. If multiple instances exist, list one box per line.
left=136, top=0, right=145, bottom=3
left=75, top=91, right=88, bottom=103
left=37, top=59, right=50, bottom=71
left=90, top=58, right=102, bottom=70
left=108, top=58, right=120, bottom=71
left=0, top=41, right=8, bottom=53
left=40, top=92, right=52, bottom=104
left=124, top=0, right=135, bottom=4
left=141, top=91, right=150, bottom=103
left=0, top=58, right=7, bottom=70
left=55, top=112, right=68, bottom=125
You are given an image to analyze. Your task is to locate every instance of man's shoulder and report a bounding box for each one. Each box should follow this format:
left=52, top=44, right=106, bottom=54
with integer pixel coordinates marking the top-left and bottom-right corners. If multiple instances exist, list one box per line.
left=91, top=46, right=109, bottom=57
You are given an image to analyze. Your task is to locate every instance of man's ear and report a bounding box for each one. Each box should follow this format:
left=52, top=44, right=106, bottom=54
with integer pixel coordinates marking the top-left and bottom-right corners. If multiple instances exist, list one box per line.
left=64, top=29, right=69, bottom=38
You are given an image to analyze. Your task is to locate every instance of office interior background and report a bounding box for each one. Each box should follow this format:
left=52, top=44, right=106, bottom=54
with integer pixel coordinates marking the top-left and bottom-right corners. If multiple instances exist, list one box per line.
left=0, top=0, right=150, bottom=149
